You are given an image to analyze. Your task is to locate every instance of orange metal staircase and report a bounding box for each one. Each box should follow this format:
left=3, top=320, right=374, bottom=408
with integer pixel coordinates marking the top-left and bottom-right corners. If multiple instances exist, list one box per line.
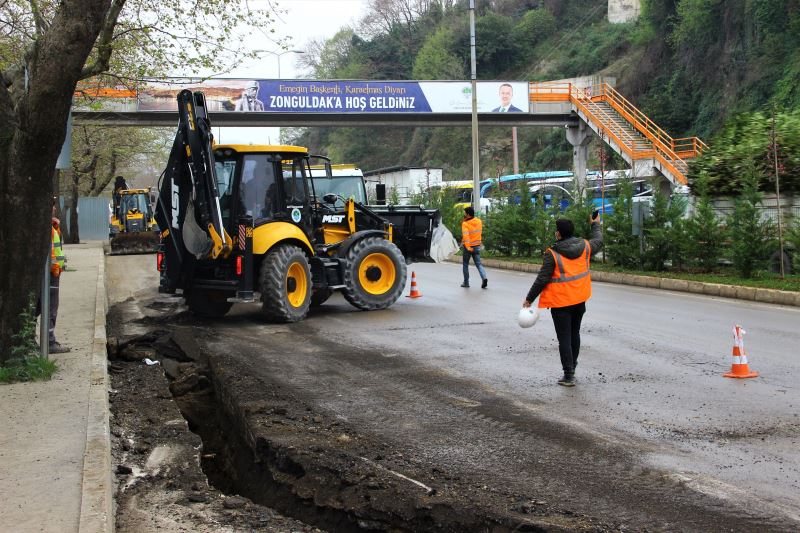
left=529, top=83, right=707, bottom=186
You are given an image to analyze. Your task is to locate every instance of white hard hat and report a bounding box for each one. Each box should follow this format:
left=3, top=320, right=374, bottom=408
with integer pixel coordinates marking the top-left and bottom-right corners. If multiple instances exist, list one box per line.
left=518, top=307, right=540, bottom=329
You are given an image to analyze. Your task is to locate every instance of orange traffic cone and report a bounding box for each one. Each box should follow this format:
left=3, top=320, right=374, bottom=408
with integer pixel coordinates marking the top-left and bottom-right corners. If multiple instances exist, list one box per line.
left=406, top=271, right=422, bottom=298
left=723, top=325, right=758, bottom=379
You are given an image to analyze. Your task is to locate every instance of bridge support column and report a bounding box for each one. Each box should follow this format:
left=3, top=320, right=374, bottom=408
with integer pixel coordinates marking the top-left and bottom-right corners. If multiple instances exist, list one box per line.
left=567, top=120, right=592, bottom=196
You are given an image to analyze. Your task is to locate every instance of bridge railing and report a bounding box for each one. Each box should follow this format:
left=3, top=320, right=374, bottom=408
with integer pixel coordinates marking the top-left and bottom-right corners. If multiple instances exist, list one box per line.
left=530, top=82, right=647, bottom=163
left=530, top=82, right=708, bottom=185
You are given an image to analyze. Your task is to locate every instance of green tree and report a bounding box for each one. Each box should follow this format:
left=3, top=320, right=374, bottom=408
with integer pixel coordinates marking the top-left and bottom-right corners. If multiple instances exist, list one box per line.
left=531, top=197, right=559, bottom=257
left=411, top=186, right=463, bottom=242
left=412, top=26, right=464, bottom=80
left=604, top=179, right=640, bottom=268
left=642, top=183, right=672, bottom=271
left=512, top=8, right=557, bottom=49
left=484, top=203, right=517, bottom=256
left=690, top=109, right=800, bottom=195
left=728, top=160, right=774, bottom=278
left=474, top=12, right=521, bottom=77
left=0, top=0, right=279, bottom=362
left=786, top=215, right=800, bottom=273
left=564, top=185, right=594, bottom=244
left=686, top=172, right=725, bottom=271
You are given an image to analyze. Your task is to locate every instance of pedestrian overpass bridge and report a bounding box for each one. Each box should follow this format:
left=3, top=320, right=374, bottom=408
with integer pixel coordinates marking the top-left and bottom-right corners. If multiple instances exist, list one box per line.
left=72, top=80, right=706, bottom=189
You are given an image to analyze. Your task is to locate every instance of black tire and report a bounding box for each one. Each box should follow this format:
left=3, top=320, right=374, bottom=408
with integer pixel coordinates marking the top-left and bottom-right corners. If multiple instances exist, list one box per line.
left=185, top=289, right=233, bottom=317
left=260, top=244, right=312, bottom=322
left=341, top=236, right=407, bottom=311
left=310, top=288, right=333, bottom=307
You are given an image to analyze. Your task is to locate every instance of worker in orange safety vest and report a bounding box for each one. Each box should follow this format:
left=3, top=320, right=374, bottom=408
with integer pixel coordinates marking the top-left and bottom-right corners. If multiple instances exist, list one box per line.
left=522, top=213, right=602, bottom=386
left=460, top=206, right=488, bottom=289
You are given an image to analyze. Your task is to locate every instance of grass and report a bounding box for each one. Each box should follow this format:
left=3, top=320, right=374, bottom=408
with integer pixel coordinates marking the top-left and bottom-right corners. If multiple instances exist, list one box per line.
left=0, top=357, right=58, bottom=384
left=481, top=252, right=800, bottom=292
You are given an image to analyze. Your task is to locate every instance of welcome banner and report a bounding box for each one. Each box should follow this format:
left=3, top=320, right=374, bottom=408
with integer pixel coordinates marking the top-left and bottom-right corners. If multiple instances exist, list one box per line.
left=136, top=80, right=528, bottom=114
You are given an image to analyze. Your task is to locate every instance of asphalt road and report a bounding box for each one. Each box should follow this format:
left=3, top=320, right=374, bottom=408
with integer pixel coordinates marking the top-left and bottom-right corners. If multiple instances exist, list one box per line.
left=298, top=261, right=800, bottom=523
left=110, top=254, right=800, bottom=530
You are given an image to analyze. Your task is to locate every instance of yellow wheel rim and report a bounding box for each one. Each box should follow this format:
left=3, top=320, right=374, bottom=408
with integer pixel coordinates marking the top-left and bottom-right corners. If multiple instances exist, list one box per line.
left=286, top=261, right=308, bottom=308
left=358, top=253, right=396, bottom=295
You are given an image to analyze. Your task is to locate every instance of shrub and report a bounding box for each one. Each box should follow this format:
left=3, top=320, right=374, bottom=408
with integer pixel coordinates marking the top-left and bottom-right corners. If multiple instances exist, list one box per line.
left=1, top=296, right=58, bottom=383
left=604, top=179, right=640, bottom=268
left=411, top=187, right=463, bottom=242
left=686, top=172, right=726, bottom=271
left=728, top=160, right=774, bottom=278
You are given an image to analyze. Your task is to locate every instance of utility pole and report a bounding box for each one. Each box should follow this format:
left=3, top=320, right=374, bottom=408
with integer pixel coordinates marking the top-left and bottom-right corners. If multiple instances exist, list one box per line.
left=512, top=127, right=519, bottom=175
left=469, top=0, right=480, bottom=214
left=599, top=136, right=607, bottom=263
left=770, top=109, right=786, bottom=278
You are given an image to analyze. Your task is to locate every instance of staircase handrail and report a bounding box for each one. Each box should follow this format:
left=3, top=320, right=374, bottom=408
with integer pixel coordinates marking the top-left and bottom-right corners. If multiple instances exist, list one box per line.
left=591, top=84, right=706, bottom=159
left=528, top=82, right=701, bottom=185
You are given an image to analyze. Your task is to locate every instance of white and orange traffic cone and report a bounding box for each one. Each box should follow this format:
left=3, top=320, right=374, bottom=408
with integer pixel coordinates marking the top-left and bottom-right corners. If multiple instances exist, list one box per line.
left=406, top=271, right=422, bottom=298
left=723, top=325, right=758, bottom=379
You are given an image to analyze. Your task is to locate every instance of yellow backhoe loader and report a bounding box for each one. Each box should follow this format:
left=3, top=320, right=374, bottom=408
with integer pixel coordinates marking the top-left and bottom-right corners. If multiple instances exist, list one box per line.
left=109, top=176, right=160, bottom=254
left=154, top=90, right=445, bottom=322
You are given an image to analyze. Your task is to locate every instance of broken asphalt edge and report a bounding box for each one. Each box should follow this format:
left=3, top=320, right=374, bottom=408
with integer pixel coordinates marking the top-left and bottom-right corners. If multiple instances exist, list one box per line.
left=78, top=257, right=114, bottom=533
left=449, top=257, right=800, bottom=307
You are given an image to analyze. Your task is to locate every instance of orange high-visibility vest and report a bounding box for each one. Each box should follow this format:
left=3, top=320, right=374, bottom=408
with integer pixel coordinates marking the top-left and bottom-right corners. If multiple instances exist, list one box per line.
left=461, top=217, right=482, bottom=250
left=538, top=240, right=592, bottom=308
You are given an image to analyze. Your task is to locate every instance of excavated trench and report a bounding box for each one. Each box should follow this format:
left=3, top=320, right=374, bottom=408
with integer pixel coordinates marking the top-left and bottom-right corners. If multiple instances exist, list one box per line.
left=113, top=329, right=557, bottom=533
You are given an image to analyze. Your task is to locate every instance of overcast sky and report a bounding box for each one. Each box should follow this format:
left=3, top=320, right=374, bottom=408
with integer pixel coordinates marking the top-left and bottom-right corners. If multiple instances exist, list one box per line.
left=233, top=0, right=368, bottom=79
left=219, top=0, right=368, bottom=143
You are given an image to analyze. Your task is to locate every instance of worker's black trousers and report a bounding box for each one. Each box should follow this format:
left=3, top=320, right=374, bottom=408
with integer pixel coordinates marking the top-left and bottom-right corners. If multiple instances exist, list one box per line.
left=550, top=302, right=586, bottom=377
left=49, top=275, right=60, bottom=345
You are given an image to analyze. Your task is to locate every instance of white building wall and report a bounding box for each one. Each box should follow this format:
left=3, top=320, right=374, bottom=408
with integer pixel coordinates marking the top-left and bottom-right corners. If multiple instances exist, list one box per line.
left=367, top=168, right=443, bottom=204
left=609, top=0, right=641, bottom=23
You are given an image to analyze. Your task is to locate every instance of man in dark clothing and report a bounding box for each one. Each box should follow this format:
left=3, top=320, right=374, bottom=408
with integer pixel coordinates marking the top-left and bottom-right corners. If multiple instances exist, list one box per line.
left=523, top=214, right=602, bottom=386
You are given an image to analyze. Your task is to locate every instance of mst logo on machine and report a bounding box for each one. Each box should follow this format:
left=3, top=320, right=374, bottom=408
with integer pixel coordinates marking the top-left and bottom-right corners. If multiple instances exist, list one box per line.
left=322, top=214, right=346, bottom=224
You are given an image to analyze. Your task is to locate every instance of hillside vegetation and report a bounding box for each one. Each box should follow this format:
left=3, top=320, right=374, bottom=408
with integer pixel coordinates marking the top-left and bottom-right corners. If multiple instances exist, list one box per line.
left=288, top=0, right=800, bottom=192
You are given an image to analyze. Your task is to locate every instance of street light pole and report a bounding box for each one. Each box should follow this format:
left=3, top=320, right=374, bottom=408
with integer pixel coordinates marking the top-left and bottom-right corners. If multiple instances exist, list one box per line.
left=469, top=0, right=480, bottom=214
left=262, top=49, right=305, bottom=79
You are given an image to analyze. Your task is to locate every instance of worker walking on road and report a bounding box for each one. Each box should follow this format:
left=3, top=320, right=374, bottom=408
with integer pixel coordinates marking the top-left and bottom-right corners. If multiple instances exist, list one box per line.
left=523, top=213, right=602, bottom=386
left=461, top=206, right=488, bottom=289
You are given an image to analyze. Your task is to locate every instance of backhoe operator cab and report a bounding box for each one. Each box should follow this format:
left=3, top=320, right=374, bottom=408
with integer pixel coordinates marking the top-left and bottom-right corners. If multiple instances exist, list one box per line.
left=156, top=90, right=440, bottom=322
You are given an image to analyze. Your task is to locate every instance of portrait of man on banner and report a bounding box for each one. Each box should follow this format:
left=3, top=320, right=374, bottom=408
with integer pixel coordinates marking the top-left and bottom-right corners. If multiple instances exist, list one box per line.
left=235, top=80, right=265, bottom=111
left=492, top=83, right=523, bottom=113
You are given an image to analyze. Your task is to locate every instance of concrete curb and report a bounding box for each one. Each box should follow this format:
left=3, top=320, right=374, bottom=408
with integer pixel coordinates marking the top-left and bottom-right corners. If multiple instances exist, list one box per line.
left=458, top=257, right=800, bottom=307
left=78, top=258, right=114, bottom=533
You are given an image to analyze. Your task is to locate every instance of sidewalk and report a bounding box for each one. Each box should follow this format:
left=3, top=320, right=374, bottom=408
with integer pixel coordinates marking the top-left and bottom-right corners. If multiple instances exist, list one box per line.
left=0, top=242, right=112, bottom=533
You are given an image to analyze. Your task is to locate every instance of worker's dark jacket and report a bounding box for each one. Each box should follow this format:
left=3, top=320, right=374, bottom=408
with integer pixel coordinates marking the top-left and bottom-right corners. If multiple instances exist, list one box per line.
left=526, top=222, right=603, bottom=304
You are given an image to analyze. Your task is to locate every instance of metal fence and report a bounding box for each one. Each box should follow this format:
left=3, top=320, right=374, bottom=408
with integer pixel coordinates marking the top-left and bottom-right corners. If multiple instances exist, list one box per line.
left=711, top=195, right=800, bottom=225
left=58, top=196, right=110, bottom=241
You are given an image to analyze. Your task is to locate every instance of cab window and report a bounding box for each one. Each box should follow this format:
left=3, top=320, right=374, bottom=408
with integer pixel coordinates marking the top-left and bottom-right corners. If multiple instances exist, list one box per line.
left=215, top=160, right=237, bottom=224
left=240, top=155, right=278, bottom=220
left=281, top=158, right=307, bottom=206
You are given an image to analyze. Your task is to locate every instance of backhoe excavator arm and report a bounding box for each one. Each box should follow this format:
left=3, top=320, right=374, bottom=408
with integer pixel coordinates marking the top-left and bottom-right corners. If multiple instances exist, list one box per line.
left=176, top=90, right=231, bottom=258
left=155, top=90, right=232, bottom=291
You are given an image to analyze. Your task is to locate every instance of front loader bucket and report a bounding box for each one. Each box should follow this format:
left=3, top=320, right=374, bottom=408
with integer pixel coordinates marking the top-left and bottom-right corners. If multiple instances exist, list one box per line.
left=109, top=232, right=160, bottom=255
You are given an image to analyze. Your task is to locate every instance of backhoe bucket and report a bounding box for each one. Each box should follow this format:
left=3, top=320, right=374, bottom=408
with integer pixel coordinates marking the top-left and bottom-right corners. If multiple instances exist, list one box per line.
left=109, top=231, right=160, bottom=255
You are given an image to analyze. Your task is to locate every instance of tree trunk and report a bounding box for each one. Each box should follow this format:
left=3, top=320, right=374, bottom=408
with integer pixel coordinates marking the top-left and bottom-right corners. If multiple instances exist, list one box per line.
left=68, top=170, right=81, bottom=244
left=0, top=0, right=112, bottom=362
